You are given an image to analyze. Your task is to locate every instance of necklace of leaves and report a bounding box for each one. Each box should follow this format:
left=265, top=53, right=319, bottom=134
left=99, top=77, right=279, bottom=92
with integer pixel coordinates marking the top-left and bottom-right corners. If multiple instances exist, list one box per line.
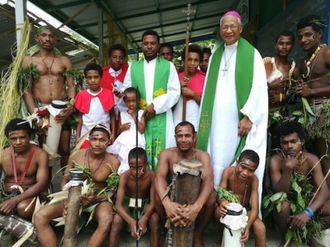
left=39, top=52, right=55, bottom=84
left=87, top=149, right=106, bottom=176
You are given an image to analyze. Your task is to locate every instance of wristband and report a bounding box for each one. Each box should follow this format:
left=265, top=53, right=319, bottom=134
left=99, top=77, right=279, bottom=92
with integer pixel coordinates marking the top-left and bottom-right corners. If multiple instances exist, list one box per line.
left=305, top=207, right=314, bottom=217
left=303, top=210, right=312, bottom=219
left=279, top=93, right=283, bottom=102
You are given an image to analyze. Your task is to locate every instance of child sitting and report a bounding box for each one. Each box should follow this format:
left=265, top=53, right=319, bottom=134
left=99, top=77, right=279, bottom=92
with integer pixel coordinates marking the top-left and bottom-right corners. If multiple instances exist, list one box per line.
left=109, top=147, right=159, bottom=246
left=107, top=87, right=145, bottom=174
left=74, top=63, right=116, bottom=148
left=215, top=150, right=266, bottom=247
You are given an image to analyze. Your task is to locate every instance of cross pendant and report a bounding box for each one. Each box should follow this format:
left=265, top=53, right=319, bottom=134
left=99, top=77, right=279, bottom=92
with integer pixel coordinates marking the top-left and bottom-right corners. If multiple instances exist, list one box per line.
left=222, top=68, right=228, bottom=77
left=49, top=79, right=53, bottom=84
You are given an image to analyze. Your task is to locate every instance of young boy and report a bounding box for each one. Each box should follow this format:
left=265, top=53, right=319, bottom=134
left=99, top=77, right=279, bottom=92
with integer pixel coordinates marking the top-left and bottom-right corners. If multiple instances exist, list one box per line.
left=110, top=147, right=159, bottom=246
left=215, top=150, right=266, bottom=247
left=74, top=63, right=116, bottom=148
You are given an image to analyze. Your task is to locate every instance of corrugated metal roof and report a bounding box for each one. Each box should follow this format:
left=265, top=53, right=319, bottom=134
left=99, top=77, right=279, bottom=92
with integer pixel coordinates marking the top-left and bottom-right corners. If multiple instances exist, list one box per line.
left=0, top=0, right=234, bottom=70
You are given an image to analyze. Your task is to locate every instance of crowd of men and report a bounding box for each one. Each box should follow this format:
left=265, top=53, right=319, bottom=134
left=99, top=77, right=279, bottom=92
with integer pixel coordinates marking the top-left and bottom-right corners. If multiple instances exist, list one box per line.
left=1, top=10, right=330, bottom=247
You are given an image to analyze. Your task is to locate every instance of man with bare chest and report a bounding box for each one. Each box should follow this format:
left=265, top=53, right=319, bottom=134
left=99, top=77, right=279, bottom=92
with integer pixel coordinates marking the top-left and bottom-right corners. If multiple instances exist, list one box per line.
left=264, top=30, right=299, bottom=114
left=21, top=26, right=76, bottom=169
left=0, top=119, right=49, bottom=220
left=269, top=122, right=330, bottom=246
left=34, top=126, right=120, bottom=247
left=293, top=15, right=330, bottom=190
left=155, top=121, right=215, bottom=247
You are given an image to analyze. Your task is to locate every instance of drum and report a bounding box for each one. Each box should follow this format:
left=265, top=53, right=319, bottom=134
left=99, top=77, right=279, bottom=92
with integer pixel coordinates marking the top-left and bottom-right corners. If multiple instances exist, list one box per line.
left=167, top=159, right=203, bottom=247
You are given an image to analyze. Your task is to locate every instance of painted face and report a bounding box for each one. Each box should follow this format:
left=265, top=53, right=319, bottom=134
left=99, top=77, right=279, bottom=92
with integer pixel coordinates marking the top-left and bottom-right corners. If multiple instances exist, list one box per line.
left=298, top=26, right=322, bottom=52
left=109, top=50, right=125, bottom=71
left=124, top=91, right=137, bottom=110
left=200, top=52, right=210, bottom=73
left=35, top=29, right=57, bottom=50
left=89, top=131, right=109, bottom=154
left=220, top=16, right=243, bottom=45
left=187, top=52, right=200, bottom=76
left=236, top=159, right=257, bottom=181
left=175, top=125, right=195, bottom=152
left=142, top=35, right=160, bottom=61
left=128, top=157, right=148, bottom=178
left=280, top=132, right=304, bottom=157
left=86, top=70, right=102, bottom=93
left=8, top=130, right=30, bottom=153
left=275, top=35, right=294, bottom=57
left=159, top=47, right=174, bottom=62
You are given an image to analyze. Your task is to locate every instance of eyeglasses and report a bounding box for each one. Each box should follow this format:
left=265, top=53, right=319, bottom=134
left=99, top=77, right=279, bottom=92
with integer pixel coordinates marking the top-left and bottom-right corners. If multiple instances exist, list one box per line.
left=221, top=25, right=238, bottom=31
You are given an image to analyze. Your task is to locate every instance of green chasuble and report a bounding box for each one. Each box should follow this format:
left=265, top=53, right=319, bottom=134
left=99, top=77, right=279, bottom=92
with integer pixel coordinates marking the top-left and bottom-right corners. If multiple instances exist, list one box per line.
left=131, top=57, right=170, bottom=171
left=196, top=38, right=255, bottom=164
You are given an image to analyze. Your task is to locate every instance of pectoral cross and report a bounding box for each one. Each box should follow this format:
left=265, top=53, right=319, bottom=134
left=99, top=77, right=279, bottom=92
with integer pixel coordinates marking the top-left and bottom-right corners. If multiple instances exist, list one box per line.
left=222, top=67, right=228, bottom=77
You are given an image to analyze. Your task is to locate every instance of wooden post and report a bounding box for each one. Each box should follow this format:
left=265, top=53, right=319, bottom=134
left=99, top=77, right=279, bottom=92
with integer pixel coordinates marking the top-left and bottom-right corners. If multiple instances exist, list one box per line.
left=63, top=171, right=83, bottom=247
left=181, top=4, right=196, bottom=121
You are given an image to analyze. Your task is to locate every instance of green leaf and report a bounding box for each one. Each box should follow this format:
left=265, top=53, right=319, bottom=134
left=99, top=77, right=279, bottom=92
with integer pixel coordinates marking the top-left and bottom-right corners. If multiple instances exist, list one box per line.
left=276, top=202, right=282, bottom=213
left=270, top=192, right=282, bottom=202
left=298, top=117, right=305, bottom=124
left=292, top=110, right=302, bottom=116
left=302, top=97, right=315, bottom=116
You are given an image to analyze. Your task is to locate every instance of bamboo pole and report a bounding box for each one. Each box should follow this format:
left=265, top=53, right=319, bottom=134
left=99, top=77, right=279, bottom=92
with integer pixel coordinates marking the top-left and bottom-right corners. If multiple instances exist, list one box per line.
left=63, top=171, right=83, bottom=247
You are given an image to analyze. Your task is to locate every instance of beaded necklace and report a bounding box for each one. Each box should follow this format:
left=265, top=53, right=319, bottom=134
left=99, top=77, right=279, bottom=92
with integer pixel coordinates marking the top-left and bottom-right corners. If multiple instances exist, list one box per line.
left=303, top=43, right=327, bottom=78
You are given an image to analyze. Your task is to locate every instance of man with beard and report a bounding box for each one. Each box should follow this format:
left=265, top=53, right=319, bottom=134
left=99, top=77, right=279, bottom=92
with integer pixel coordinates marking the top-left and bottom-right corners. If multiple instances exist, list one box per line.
left=123, top=30, right=180, bottom=170
left=21, top=26, right=75, bottom=169
left=155, top=121, right=215, bottom=247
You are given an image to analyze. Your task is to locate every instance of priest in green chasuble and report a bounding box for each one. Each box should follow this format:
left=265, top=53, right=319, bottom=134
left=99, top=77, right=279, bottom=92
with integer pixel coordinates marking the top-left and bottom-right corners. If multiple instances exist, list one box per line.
left=123, top=30, right=180, bottom=171
left=196, top=11, right=268, bottom=216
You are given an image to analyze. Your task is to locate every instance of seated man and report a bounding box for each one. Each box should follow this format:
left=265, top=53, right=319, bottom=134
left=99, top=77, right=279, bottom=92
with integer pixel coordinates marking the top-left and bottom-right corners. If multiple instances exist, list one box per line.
left=34, top=125, right=120, bottom=247
left=110, top=147, right=159, bottom=246
left=269, top=121, right=330, bottom=246
left=155, top=121, right=215, bottom=247
left=214, top=150, right=266, bottom=247
left=0, top=118, right=49, bottom=220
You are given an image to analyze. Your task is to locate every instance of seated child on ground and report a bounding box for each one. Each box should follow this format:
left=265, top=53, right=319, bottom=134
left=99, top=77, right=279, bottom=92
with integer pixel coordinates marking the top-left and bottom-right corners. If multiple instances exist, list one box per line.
left=74, top=63, right=116, bottom=148
left=107, top=87, right=145, bottom=174
left=109, top=147, right=159, bottom=247
left=214, top=149, right=266, bottom=247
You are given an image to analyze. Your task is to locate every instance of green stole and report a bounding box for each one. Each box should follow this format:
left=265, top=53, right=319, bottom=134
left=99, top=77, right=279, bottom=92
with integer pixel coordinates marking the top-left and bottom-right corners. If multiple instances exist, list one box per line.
left=131, top=57, right=170, bottom=171
left=196, top=38, right=255, bottom=164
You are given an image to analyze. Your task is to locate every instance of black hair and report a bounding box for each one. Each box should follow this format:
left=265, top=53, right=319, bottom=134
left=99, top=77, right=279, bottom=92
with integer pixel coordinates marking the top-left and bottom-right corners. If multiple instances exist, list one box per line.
left=89, top=124, right=110, bottom=139
left=275, top=30, right=295, bottom=45
left=83, top=63, right=103, bottom=78
left=123, top=87, right=140, bottom=103
left=238, top=150, right=260, bottom=167
left=175, top=121, right=195, bottom=135
left=275, top=121, right=305, bottom=141
left=181, top=44, right=203, bottom=62
left=297, top=15, right=325, bottom=33
left=159, top=43, right=174, bottom=54
left=202, top=47, right=212, bottom=56
left=128, top=147, right=148, bottom=163
left=107, top=43, right=126, bottom=57
left=5, top=118, right=32, bottom=138
left=142, top=30, right=160, bottom=44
